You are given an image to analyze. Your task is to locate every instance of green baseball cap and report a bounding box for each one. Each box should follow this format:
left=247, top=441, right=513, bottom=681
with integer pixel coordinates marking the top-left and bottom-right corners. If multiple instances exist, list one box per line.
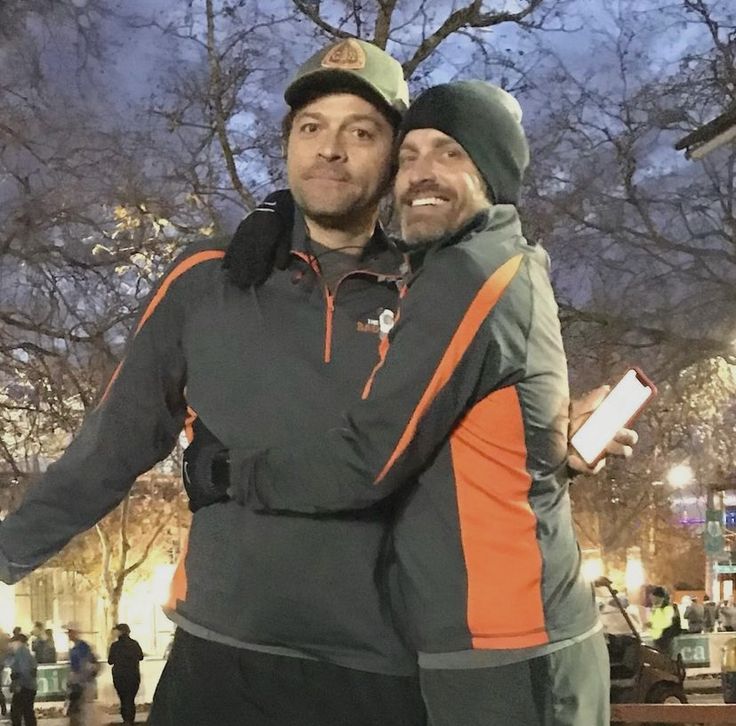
left=285, top=38, right=409, bottom=124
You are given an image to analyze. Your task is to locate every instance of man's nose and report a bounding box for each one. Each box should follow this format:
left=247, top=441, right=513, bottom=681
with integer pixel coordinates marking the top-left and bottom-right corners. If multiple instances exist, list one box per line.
left=406, top=154, right=437, bottom=185
left=317, top=130, right=346, bottom=162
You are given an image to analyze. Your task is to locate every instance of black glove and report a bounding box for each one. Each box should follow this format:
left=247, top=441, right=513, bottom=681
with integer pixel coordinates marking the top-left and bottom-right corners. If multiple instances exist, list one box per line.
left=223, top=189, right=295, bottom=290
left=182, top=418, right=231, bottom=512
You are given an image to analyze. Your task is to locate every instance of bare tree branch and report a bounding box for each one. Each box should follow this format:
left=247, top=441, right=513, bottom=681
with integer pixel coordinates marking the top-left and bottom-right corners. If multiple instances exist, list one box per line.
left=205, top=0, right=256, bottom=209
left=402, top=0, right=545, bottom=77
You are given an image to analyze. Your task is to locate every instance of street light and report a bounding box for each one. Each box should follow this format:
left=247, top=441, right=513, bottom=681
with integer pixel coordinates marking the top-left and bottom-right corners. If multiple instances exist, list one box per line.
left=667, top=463, right=694, bottom=489
left=581, top=549, right=604, bottom=582
left=151, top=564, right=176, bottom=607
left=625, top=546, right=646, bottom=595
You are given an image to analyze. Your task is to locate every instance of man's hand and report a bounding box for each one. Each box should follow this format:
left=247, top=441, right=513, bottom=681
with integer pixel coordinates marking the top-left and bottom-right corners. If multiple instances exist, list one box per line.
left=182, top=419, right=231, bottom=512
left=568, top=385, right=638, bottom=475
left=223, top=189, right=295, bottom=290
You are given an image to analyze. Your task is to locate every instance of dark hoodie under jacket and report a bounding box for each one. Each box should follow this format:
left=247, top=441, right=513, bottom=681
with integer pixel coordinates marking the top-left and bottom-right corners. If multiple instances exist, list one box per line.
left=0, top=220, right=416, bottom=676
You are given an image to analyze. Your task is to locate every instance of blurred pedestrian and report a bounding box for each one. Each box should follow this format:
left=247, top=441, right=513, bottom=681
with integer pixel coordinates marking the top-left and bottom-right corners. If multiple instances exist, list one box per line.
left=29, top=625, right=54, bottom=665
left=599, top=598, right=634, bottom=636
left=107, top=624, right=143, bottom=726
left=0, top=626, right=10, bottom=720
left=719, top=599, right=736, bottom=631
left=64, top=624, right=99, bottom=726
left=684, top=596, right=705, bottom=633
left=28, top=625, right=42, bottom=662
left=7, top=634, right=37, bottom=726
left=703, top=594, right=717, bottom=633
left=41, top=631, right=56, bottom=665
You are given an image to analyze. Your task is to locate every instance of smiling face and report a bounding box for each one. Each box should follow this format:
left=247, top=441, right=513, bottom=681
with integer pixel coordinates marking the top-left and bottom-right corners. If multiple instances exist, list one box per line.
left=395, top=128, right=491, bottom=247
left=286, top=93, right=394, bottom=230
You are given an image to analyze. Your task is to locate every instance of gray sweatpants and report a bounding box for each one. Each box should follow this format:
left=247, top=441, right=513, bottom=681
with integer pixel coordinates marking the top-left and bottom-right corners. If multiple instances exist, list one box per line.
left=420, top=631, right=610, bottom=726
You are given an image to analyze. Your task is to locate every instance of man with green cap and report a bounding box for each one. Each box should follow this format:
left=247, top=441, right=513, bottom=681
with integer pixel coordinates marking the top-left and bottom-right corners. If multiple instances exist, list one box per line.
left=0, top=38, right=427, bottom=726
left=222, top=80, right=610, bottom=725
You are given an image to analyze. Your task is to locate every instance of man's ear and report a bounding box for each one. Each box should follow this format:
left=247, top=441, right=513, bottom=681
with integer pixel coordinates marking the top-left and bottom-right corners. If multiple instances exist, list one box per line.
left=281, top=139, right=288, bottom=159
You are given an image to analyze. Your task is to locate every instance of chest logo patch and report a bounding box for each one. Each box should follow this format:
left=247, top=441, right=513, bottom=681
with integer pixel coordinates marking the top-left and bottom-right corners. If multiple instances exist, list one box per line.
left=356, top=308, right=395, bottom=338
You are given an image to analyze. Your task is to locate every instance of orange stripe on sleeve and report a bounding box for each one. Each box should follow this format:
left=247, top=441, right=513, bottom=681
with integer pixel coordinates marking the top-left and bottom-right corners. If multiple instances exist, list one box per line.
left=184, top=406, right=198, bottom=444
left=451, top=386, right=547, bottom=649
left=165, top=530, right=189, bottom=610
left=375, top=254, right=523, bottom=484
left=134, top=250, right=225, bottom=335
left=99, top=250, right=225, bottom=405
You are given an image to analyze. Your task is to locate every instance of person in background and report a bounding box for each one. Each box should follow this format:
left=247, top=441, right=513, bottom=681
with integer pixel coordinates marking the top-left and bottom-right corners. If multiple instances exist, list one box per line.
left=719, top=598, right=736, bottom=632
left=598, top=594, right=642, bottom=636
left=64, top=624, right=99, bottom=726
left=41, top=631, right=56, bottom=665
left=28, top=627, right=42, bottom=666
left=0, top=626, right=10, bottom=721
left=29, top=625, right=54, bottom=665
left=703, top=594, right=717, bottom=633
left=7, top=634, right=37, bottom=726
left=648, top=586, right=681, bottom=654
left=684, top=596, right=705, bottom=634
left=107, top=624, right=143, bottom=726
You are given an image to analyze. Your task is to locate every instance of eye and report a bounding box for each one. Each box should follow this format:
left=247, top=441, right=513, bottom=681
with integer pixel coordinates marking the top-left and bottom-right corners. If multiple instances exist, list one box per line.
left=351, top=127, right=374, bottom=141
left=398, top=151, right=416, bottom=166
left=299, top=122, right=319, bottom=135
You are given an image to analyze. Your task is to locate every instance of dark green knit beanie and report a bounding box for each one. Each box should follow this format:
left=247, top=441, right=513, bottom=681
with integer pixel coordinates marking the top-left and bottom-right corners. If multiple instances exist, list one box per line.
left=397, top=81, right=530, bottom=206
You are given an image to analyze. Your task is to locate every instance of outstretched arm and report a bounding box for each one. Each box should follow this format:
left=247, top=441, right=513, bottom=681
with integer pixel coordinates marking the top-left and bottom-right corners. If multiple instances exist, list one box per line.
left=0, top=247, right=220, bottom=583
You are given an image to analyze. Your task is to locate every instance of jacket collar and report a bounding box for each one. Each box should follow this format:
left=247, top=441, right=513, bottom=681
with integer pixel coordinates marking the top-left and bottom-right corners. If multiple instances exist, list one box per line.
left=291, top=208, right=404, bottom=277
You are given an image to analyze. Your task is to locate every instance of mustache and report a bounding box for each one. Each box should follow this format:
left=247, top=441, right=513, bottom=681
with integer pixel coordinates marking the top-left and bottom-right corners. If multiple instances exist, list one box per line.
left=399, top=182, right=452, bottom=205
left=303, top=163, right=351, bottom=182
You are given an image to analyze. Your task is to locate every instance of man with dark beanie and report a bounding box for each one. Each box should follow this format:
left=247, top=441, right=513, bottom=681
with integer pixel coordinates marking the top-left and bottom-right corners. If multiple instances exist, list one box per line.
left=227, top=80, right=609, bottom=725
left=107, top=624, right=143, bottom=726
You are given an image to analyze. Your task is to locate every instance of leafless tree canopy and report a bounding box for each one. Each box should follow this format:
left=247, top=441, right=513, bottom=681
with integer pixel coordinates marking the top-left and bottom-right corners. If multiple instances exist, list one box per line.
left=1, top=0, right=735, bottom=591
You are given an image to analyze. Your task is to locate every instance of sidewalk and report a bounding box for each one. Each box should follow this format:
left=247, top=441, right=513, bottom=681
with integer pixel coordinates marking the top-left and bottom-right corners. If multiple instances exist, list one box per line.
left=25, top=703, right=149, bottom=725
left=32, top=720, right=145, bottom=725
left=32, top=716, right=146, bottom=725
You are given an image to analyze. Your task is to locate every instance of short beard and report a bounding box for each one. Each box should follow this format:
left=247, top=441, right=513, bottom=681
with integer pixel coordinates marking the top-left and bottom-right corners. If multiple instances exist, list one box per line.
left=303, top=207, right=363, bottom=231
left=400, top=220, right=452, bottom=249
left=296, top=178, right=391, bottom=234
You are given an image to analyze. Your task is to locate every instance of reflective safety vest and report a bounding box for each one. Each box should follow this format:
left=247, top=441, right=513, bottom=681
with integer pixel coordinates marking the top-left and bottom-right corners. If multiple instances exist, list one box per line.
left=650, top=604, right=676, bottom=639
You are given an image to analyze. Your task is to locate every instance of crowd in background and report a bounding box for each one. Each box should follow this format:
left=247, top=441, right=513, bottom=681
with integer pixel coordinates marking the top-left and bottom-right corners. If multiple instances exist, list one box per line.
left=1, top=621, right=142, bottom=726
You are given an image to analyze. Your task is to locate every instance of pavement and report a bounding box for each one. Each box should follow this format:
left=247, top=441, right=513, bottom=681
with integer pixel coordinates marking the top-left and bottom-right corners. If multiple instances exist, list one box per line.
left=9, top=704, right=149, bottom=724
left=21, top=717, right=146, bottom=725
left=15, top=677, right=730, bottom=721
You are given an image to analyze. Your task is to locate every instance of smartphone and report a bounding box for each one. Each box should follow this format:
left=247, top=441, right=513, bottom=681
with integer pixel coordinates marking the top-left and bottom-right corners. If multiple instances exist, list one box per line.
left=571, top=368, right=656, bottom=467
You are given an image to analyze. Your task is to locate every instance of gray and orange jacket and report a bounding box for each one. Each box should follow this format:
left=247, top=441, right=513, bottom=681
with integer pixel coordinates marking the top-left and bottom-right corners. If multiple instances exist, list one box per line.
left=241, top=205, right=598, bottom=662
left=0, top=218, right=418, bottom=676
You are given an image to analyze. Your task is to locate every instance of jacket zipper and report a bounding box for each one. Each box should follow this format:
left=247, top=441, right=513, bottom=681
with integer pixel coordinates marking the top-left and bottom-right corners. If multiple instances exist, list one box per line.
left=292, top=251, right=402, bottom=365
left=324, top=291, right=335, bottom=362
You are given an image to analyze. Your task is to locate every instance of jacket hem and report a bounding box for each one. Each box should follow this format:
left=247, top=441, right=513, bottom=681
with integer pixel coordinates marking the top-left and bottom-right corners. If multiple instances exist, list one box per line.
left=165, top=609, right=418, bottom=677
left=417, top=621, right=602, bottom=669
